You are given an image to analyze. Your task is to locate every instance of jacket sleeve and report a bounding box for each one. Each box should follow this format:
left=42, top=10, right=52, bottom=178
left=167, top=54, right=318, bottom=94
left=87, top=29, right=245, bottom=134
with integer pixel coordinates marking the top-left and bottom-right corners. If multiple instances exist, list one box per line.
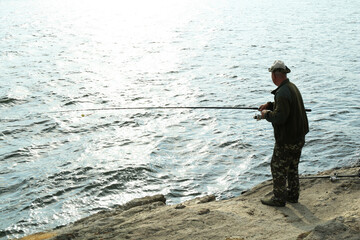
left=267, top=101, right=274, bottom=111
left=265, top=96, right=290, bottom=125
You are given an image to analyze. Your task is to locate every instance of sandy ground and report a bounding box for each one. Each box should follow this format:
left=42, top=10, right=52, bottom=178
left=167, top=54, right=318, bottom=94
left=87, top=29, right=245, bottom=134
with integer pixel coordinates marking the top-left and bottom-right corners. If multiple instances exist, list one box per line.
left=19, top=166, right=360, bottom=240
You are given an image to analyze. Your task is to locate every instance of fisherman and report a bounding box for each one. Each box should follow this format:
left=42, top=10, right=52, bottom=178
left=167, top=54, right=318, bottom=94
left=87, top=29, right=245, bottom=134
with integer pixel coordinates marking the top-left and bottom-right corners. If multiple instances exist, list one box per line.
left=258, top=60, right=309, bottom=207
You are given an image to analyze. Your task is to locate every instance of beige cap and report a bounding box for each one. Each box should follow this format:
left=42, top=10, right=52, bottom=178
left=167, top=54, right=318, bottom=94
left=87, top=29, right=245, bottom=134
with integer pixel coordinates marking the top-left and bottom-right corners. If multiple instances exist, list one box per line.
left=268, top=60, right=291, bottom=73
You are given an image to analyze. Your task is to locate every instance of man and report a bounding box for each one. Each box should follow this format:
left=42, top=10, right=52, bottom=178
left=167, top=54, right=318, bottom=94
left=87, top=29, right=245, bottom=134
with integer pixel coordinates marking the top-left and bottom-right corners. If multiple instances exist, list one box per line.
left=258, top=60, right=309, bottom=207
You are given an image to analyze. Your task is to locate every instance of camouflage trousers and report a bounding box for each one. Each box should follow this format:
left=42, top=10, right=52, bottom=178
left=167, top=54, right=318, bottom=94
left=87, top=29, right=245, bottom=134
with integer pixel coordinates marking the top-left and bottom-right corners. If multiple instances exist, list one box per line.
left=271, top=141, right=304, bottom=203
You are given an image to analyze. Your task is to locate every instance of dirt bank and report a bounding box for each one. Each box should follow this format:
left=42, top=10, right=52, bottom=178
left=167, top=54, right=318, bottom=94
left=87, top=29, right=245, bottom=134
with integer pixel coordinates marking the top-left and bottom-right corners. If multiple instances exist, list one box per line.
left=20, top=166, right=360, bottom=240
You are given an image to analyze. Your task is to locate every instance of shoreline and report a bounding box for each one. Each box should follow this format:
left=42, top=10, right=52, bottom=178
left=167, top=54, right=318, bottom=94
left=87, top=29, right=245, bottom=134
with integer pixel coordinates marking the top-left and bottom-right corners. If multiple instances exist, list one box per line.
left=19, top=166, right=360, bottom=240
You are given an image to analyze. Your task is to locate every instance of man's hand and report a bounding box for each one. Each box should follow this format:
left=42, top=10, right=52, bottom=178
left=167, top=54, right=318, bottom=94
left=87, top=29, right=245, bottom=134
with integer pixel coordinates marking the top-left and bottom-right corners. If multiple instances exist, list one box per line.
left=261, top=110, right=270, bottom=119
left=254, top=109, right=270, bottom=120
left=258, top=103, right=269, bottom=111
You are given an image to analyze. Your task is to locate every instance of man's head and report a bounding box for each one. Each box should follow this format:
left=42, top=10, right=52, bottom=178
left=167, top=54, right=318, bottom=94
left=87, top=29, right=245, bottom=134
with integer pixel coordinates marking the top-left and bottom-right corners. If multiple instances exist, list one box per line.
left=268, top=60, right=290, bottom=86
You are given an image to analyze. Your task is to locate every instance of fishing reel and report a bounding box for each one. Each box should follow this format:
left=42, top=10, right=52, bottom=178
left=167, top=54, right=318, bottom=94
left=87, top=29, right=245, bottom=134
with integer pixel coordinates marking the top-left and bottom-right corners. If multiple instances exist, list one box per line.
left=254, top=114, right=262, bottom=121
left=254, top=110, right=270, bottom=120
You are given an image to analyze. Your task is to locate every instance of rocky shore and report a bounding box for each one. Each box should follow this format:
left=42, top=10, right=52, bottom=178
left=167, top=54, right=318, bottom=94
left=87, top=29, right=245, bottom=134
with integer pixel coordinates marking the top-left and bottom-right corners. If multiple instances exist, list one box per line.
left=20, top=166, right=359, bottom=240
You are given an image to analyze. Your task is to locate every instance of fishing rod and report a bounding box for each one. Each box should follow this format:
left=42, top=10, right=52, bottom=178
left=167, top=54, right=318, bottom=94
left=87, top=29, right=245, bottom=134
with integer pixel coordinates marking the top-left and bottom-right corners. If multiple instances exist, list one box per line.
left=300, top=169, right=360, bottom=182
left=1, top=106, right=312, bottom=121
left=49, top=106, right=312, bottom=114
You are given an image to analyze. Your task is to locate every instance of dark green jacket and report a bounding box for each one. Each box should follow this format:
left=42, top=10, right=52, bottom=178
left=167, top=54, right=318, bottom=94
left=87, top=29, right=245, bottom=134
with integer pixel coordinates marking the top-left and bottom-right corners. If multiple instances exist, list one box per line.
left=265, top=79, right=309, bottom=144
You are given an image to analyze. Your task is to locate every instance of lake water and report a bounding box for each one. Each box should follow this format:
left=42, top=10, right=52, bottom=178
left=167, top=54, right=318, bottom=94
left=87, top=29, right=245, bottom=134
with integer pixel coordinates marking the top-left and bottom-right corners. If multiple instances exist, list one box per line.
left=1, top=0, right=359, bottom=238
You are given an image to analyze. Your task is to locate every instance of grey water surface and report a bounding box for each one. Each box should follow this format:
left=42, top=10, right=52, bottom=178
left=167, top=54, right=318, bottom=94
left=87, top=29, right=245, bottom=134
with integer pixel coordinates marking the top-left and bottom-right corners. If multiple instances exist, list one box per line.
left=1, top=0, right=359, bottom=238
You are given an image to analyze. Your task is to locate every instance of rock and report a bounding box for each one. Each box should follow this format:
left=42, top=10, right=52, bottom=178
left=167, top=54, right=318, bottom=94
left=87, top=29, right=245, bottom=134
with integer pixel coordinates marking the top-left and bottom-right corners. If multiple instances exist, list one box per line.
left=53, top=233, right=77, bottom=240
left=303, top=217, right=356, bottom=240
left=175, top=204, right=186, bottom=209
left=198, top=208, right=210, bottom=215
left=122, top=194, right=166, bottom=210
left=246, top=209, right=255, bottom=216
left=121, top=201, right=165, bottom=218
left=196, top=194, right=216, bottom=204
left=313, top=217, right=347, bottom=233
left=296, top=231, right=311, bottom=240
